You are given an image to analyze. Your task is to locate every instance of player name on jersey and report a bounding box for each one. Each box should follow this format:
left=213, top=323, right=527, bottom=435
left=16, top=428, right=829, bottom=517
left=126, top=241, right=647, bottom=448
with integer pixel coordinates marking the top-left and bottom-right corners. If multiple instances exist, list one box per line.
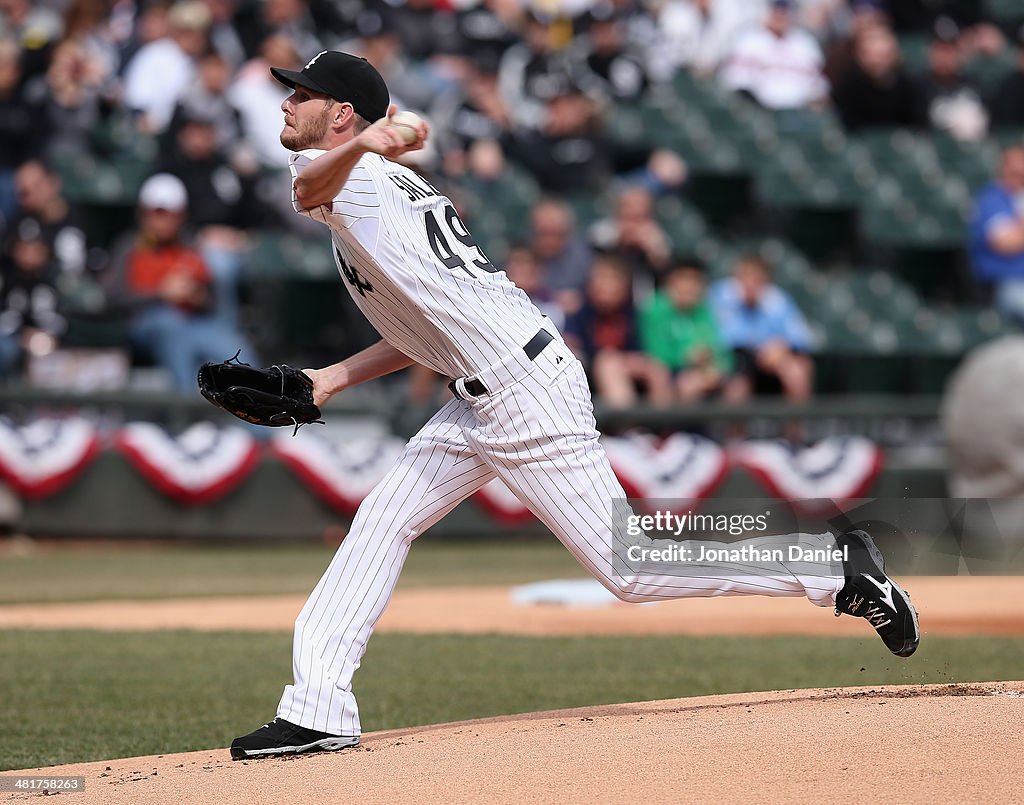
left=386, top=173, right=441, bottom=203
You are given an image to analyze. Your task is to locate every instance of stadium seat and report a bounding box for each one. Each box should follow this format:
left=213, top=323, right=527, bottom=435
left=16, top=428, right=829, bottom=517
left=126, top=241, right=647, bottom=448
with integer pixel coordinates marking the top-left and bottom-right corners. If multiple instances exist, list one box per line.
left=898, top=35, right=930, bottom=73
left=655, top=195, right=709, bottom=255
left=248, top=233, right=336, bottom=280
left=564, top=192, right=611, bottom=230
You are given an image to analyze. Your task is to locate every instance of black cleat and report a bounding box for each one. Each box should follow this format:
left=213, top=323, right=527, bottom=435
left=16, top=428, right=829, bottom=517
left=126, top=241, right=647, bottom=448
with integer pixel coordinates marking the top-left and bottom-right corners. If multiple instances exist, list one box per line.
left=229, top=718, right=358, bottom=760
left=834, top=529, right=920, bottom=658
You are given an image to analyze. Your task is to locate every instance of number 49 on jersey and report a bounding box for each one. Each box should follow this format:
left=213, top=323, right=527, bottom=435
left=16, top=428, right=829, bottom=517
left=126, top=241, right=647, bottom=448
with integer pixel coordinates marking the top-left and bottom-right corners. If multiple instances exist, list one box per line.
left=425, top=204, right=498, bottom=278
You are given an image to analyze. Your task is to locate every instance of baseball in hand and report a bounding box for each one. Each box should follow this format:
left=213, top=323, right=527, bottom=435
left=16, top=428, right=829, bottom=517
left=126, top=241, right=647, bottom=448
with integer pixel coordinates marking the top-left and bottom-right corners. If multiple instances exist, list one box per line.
left=389, top=111, right=423, bottom=145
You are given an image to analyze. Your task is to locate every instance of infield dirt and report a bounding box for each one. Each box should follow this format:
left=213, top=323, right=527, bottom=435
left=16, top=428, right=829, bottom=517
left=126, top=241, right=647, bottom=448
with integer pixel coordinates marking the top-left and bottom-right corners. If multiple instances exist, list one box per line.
left=4, top=682, right=1021, bottom=804
left=0, top=576, right=1019, bottom=636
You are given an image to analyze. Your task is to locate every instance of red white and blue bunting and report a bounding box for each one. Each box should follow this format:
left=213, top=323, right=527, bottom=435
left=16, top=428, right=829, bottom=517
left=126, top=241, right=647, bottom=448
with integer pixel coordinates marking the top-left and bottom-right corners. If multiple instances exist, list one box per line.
left=271, top=427, right=406, bottom=514
left=0, top=419, right=885, bottom=517
left=116, top=422, right=261, bottom=505
left=730, top=436, right=884, bottom=506
left=0, top=416, right=100, bottom=499
left=603, top=431, right=729, bottom=501
left=474, top=477, right=535, bottom=524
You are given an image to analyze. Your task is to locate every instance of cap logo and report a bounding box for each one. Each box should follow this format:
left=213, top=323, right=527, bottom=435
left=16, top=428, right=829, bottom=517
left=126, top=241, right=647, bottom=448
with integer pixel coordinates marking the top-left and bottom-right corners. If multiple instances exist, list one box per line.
left=304, top=51, right=327, bottom=70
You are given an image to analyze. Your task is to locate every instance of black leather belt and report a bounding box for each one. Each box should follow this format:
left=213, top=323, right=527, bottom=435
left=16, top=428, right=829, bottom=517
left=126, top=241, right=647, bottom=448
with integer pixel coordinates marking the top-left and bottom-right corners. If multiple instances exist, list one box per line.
left=448, top=329, right=554, bottom=399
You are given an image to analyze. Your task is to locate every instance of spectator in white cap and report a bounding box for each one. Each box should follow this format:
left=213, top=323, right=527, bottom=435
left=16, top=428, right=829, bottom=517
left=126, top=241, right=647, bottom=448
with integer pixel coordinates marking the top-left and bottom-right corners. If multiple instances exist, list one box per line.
left=106, top=173, right=255, bottom=391
left=139, top=173, right=188, bottom=210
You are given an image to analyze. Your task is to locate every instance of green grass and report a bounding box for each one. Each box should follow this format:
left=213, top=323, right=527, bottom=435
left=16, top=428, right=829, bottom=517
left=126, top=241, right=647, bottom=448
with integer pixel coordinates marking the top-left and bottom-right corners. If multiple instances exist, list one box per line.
left=2, top=629, right=1023, bottom=771
left=0, top=541, right=587, bottom=604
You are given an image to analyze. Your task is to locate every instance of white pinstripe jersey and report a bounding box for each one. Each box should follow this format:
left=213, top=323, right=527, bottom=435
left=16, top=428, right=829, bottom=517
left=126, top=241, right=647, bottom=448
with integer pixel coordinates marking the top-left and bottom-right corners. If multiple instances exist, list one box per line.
left=289, top=149, right=548, bottom=378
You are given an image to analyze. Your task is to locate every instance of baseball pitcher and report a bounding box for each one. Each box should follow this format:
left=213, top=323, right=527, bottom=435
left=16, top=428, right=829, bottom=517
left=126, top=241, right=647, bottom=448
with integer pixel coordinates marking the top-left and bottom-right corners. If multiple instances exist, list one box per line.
left=227, top=52, right=919, bottom=760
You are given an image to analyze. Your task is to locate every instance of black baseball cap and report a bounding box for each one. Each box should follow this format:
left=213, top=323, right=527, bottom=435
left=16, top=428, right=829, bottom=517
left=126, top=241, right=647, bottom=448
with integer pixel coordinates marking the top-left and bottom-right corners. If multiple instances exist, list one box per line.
left=271, top=51, right=390, bottom=122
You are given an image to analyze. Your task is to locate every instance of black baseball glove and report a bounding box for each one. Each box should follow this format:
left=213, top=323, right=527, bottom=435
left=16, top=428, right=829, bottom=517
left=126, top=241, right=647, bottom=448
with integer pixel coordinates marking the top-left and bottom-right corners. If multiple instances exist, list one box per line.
left=198, top=353, right=323, bottom=431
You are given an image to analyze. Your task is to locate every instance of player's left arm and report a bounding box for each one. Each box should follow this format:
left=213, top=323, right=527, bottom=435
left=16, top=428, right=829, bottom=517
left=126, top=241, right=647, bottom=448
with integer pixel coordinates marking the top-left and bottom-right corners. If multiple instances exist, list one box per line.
left=302, top=340, right=415, bottom=407
left=293, top=104, right=428, bottom=209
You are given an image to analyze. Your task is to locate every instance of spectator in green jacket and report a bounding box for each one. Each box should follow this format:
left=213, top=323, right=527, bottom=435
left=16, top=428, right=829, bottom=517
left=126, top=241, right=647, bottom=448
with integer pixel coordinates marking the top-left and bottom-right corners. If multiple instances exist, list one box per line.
left=640, top=258, right=732, bottom=402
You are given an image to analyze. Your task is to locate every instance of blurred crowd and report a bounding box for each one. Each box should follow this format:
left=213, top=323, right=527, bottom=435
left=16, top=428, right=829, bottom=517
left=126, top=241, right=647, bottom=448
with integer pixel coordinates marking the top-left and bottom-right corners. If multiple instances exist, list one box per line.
left=1, top=0, right=1023, bottom=405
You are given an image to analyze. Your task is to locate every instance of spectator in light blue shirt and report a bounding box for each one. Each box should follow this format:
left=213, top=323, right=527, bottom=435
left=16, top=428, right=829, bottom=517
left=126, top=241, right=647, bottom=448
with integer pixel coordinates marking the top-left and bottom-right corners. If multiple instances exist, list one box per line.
left=968, top=145, right=1024, bottom=326
left=709, top=254, right=814, bottom=403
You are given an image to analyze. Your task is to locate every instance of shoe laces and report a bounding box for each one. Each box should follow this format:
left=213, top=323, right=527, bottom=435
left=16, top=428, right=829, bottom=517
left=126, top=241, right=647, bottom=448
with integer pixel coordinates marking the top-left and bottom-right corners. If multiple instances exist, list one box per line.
left=861, top=603, right=892, bottom=629
left=835, top=591, right=893, bottom=629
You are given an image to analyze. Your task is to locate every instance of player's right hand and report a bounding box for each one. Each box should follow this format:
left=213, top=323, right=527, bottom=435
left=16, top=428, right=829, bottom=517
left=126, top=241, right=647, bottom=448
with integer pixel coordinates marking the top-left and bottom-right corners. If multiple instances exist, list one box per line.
left=358, top=103, right=428, bottom=158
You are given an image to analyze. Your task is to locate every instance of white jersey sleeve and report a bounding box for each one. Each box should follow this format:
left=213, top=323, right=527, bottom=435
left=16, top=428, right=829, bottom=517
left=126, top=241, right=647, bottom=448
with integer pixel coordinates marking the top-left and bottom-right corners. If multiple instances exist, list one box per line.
left=289, top=149, right=382, bottom=256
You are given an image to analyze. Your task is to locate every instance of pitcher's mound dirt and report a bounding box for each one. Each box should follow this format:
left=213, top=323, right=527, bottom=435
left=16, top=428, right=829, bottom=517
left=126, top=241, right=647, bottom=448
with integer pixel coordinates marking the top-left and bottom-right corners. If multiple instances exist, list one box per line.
left=6, top=682, right=1022, bottom=805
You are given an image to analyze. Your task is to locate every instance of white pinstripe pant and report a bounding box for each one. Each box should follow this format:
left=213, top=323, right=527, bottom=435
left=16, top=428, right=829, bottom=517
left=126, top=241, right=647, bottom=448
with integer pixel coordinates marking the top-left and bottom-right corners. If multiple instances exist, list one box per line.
left=277, top=332, right=843, bottom=736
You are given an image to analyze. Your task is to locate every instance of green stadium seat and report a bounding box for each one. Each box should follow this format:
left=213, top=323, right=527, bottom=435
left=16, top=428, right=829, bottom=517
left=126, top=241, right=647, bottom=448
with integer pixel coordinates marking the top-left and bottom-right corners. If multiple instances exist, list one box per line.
left=662, top=77, right=759, bottom=174
left=655, top=195, right=709, bottom=256
left=693, top=236, right=726, bottom=270
left=898, top=35, right=930, bottom=73
left=670, top=69, right=703, bottom=102
left=952, top=307, right=1014, bottom=347
left=62, top=317, right=131, bottom=349
left=248, top=233, right=336, bottom=280
left=987, top=0, right=1024, bottom=24
left=931, top=311, right=969, bottom=354
left=967, top=49, right=1016, bottom=89
left=989, top=128, right=1024, bottom=150
left=864, top=320, right=901, bottom=354
left=755, top=165, right=809, bottom=206
left=604, top=101, right=656, bottom=149
left=895, top=312, right=938, bottom=354
left=467, top=211, right=511, bottom=260
left=564, top=192, right=611, bottom=229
